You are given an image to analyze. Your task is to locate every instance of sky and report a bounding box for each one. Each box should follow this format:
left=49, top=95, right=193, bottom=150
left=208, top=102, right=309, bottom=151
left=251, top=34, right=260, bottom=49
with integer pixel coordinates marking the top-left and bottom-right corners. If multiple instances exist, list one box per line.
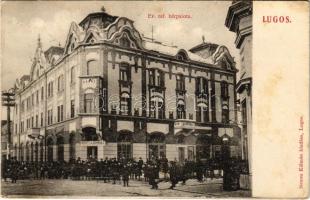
left=1, top=1, right=239, bottom=120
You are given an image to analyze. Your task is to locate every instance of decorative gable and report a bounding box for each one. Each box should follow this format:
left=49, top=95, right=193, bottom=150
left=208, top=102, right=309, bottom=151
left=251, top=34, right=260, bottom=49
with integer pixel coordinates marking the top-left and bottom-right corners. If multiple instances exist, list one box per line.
left=64, top=22, right=85, bottom=55
left=105, top=17, right=144, bottom=49
left=212, top=45, right=235, bottom=70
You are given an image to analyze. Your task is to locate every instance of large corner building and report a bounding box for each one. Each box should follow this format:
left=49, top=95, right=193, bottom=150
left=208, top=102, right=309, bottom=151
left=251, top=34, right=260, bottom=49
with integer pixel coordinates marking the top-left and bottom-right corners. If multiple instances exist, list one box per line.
left=12, top=9, right=241, bottom=163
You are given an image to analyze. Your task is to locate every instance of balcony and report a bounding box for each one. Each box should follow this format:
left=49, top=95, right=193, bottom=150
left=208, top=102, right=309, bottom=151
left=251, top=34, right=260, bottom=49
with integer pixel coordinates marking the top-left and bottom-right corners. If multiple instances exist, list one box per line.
left=27, top=128, right=40, bottom=139
left=174, top=119, right=212, bottom=135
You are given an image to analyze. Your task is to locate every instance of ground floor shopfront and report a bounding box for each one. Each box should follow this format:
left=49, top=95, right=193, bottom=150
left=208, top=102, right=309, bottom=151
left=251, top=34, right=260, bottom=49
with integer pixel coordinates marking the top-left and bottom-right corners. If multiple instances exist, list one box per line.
left=12, top=116, right=241, bottom=163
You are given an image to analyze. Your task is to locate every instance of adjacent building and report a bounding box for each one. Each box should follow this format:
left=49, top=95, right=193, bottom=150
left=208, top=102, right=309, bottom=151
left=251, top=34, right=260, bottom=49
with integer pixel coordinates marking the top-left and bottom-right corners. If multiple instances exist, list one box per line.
left=225, top=0, right=252, bottom=188
left=12, top=9, right=241, bottom=163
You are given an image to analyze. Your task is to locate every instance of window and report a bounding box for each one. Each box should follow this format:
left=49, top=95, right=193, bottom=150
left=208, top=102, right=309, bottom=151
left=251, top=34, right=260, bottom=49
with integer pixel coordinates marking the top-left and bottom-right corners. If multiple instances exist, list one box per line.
left=196, top=77, right=208, bottom=94
left=176, top=100, right=186, bottom=119
left=176, top=74, right=185, bottom=91
left=36, top=90, right=39, bottom=104
left=157, top=70, right=165, bottom=87
left=241, top=100, right=247, bottom=125
left=120, top=64, right=131, bottom=82
left=117, top=132, right=133, bottom=160
left=84, top=93, right=94, bottom=113
left=196, top=77, right=209, bottom=123
left=60, top=105, right=64, bottom=121
left=120, top=36, right=130, bottom=48
left=57, top=105, right=64, bottom=122
left=31, top=116, right=34, bottom=128
left=86, top=60, right=97, bottom=76
left=221, top=81, right=229, bottom=100
left=148, top=133, right=166, bottom=159
left=222, top=104, right=229, bottom=123
left=35, top=115, right=38, bottom=127
left=57, top=75, right=64, bottom=92
left=149, top=69, right=155, bottom=86
left=149, top=97, right=164, bottom=119
left=196, top=104, right=209, bottom=123
left=70, top=67, right=76, bottom=84
left=31, top=94, right=34, bottom=106
left=41, top=87, right=44, bottom=100
left=120, top=92, right=130, bottom=115
left=150, top=100, right=156, bottom=118
left=48, top=109, right=53, bottom=125
left=40, top=113, right=43, bottom=127
left=71, top=100, right=75, bottom=118
left=48, top=82, right=53, bottom=97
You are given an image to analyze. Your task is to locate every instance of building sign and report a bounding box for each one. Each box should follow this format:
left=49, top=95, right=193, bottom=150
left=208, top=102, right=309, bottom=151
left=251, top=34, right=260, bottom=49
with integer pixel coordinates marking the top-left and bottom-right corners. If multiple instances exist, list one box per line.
left=82, top=78, right=97, bottom=89
left=174, top=120, right=212, bottom=130
left=147, top=123, right=169, bottom=134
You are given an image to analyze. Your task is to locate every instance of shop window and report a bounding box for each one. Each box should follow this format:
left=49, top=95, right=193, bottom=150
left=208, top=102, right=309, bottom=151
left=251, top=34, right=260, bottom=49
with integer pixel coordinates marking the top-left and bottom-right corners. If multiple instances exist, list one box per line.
left=117, top=132, right=133, bottom=160
left=148, top=132, right=166, bottom=160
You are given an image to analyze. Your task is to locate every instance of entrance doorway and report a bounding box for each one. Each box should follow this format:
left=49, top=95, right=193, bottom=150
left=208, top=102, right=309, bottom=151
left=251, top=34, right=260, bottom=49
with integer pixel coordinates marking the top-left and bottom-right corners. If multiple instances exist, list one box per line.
left=87, top=146, right=98, bottom=160
left=178, top=147, right=185, bottom=163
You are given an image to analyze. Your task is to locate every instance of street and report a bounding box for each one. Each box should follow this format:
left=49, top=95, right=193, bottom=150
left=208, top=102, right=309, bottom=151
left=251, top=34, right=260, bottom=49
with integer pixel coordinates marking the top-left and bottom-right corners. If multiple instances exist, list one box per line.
left=1, top=178, right=250, bottom=197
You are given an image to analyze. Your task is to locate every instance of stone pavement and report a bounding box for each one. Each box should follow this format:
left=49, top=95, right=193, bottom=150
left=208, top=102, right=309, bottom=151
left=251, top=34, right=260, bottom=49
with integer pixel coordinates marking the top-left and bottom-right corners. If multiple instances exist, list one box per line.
left=1, top=178, right=251, bottom=197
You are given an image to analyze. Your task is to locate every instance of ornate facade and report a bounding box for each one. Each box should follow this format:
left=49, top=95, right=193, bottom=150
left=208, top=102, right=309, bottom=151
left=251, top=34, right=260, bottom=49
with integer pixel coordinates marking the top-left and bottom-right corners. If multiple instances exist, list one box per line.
left=12, top=9, right=240, bottom=163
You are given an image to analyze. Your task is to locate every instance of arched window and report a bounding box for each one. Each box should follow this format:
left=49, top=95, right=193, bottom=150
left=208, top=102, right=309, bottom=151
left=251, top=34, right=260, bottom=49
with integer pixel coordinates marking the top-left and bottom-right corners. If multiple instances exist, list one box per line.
left=57, top=136, right=64, bottom=162
left=47, top=137, right=54, bottom=162
left=84, top=92, right=94, bottom=113
left=86, top=60, right=98, bottom=76
left=176, top=99, right=186, bottom=119
left=69, top=133, right=76, bottom=161
left=117, top=131, right=133, bottom=160
left=82, top=127, right=98, bottom=141
left=120, top=36, right=130, bottom=48
left=120, top=92, right=131, bottom=115
left=176, top=51, right=188, bottom=61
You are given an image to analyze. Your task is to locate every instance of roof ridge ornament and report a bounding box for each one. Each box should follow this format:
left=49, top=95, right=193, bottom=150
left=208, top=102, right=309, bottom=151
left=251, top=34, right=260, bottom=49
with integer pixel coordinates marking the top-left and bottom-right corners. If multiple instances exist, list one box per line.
left=101, top=6, right=106, bottom=12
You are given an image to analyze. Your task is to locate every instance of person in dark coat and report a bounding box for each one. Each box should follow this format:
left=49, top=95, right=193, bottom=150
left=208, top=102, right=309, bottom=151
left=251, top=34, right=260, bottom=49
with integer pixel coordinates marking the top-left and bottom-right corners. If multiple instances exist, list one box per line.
left=169, top=161, right=178, bottom=189
left=137, top=157, right=143, bottom=181
left=122, top=165, right=130, bottom=187
left=196, top=159, right=204, bottom=182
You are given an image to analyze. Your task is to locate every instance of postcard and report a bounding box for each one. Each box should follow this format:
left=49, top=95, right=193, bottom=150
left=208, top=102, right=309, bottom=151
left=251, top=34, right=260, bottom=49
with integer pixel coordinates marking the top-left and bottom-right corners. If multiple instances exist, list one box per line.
left=0, top=1, right=308, bottom=198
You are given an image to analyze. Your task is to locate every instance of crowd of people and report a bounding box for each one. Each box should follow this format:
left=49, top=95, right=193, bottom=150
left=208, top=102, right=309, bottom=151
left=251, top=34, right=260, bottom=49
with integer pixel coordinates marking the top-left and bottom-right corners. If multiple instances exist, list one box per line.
left=2, top=156, right=247, bottom=190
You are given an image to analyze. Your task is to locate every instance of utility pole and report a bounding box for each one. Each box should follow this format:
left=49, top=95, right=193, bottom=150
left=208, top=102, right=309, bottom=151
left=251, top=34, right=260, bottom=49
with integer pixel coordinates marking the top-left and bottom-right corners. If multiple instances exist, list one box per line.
left=2, top=89, right=16, bottom=158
